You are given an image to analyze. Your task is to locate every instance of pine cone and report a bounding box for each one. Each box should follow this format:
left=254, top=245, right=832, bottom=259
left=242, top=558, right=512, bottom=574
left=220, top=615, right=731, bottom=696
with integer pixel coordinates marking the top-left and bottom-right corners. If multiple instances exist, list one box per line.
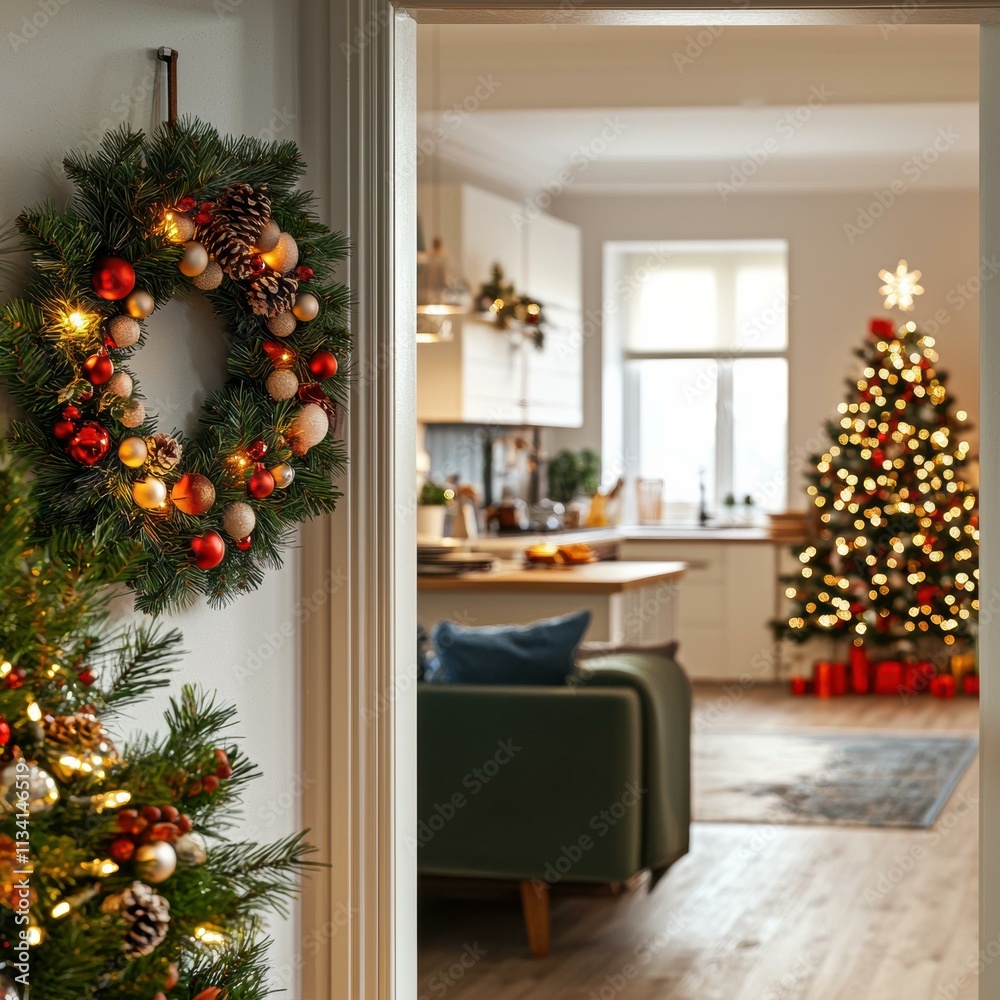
left=217, top=182, right=271, bottom=244
left=247, top=272, right=299, bottom=318
left=120, top=881, right=170, bottom=957
left=201, top=218, right=256, bottom=282
left=45, top=713, right=106, bottom=750
left=146, top=433, right=183, bottom=475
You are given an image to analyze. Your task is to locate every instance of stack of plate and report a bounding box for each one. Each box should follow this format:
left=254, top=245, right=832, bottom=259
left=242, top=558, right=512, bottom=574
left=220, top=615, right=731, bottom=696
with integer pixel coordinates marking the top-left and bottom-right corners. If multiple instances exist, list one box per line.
left=418, top=542, right=496, bottom=576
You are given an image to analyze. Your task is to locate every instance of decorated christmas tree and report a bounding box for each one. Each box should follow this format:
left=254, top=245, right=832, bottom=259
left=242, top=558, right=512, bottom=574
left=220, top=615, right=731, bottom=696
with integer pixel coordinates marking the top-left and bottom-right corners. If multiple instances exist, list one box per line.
left=778, top=262, right=979, bottom=656
left=0, top=449, right=312, bottom=999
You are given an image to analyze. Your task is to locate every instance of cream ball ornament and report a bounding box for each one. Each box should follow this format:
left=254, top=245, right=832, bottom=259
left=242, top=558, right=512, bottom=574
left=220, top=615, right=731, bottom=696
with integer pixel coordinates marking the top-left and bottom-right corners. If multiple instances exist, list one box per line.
left=292, top=292, right=320, bottom=323
left=179, top=241, right=209, bottom=278
left=125, top=290, right=155, bottom=319
left=266, top=369, right=299, bottom=401
left=288, top=403, right=329, bottom=457
left=266, top=311, right=297, bottom=338
left=256, top=218, right=281, bottom=253
left=260, top=232, right=299, bottom=274
left=119, top=398, right=147, bottom=428
left=118, top=436, right=149, bottom=468
left=221, top=501, right=256, bottom=540
left=192, top=260, right=224, bottom=291
left=134, top=841, right=177, bottom=884
left=107, top=314, right=141, bottom=348
left=0, top=761, right=59, bottom=814
left=104, top=371, right=134, bottom=398
left=132, top=477, right=167, bottom=510
left=175, top=831, right=208, bottom=866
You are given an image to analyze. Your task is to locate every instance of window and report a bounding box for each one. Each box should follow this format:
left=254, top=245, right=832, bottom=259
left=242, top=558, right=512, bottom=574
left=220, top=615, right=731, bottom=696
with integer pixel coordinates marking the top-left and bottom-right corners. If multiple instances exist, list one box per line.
left=620, top=241, right=789, bottom=515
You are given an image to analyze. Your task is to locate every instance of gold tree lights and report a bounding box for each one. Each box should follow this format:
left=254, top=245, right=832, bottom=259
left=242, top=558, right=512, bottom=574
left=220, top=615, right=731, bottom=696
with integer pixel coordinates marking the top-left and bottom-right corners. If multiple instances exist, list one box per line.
left=779, top=262, right=979, bottom=648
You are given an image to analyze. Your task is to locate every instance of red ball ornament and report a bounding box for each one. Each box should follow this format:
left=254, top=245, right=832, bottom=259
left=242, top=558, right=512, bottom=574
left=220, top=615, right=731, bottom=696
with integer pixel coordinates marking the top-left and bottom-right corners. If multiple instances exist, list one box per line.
left=249, top=254, right=266, bottom=277
left=191, top=529, right=226, bottom=570
left=246, top=438, right=268, bottom=462
left=308, top=350, right=339, bottom=380
left=110, top=837, right=136, bottom=862
left=235, top=534, right=252, bottom=550
left=293, top=264, right=315, bottom=283
left=82, top=350, right=114, bottom=386
left=67, top=421, right=111, bottom=466
left=4, top=666, right=25, bottom=690
left=91, top=255, right=136, bottom=301
left=0, top=717, right=10, bottom=746
left=248, top=465, right=275, bottom=500
left=63, top=405, right=82, bottom=421
left=77, top=667, right=97, bottom=686
left=53, top=417, right=78, bottom=442
left=964, top=674, right=980, bottom=698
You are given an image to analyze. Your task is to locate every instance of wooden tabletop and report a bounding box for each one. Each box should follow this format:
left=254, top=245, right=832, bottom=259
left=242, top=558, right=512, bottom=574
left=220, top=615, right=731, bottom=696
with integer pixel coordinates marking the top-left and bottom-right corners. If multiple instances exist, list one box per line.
left=417, top=560, right=686, bottom=595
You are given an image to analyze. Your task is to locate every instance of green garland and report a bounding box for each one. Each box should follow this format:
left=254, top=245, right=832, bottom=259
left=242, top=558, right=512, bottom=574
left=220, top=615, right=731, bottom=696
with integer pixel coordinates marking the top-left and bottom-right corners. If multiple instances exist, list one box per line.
left=0, top=120, right=350, bottom=614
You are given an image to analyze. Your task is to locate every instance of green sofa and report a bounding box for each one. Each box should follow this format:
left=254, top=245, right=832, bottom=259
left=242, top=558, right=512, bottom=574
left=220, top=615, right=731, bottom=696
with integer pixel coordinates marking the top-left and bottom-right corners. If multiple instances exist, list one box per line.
left=417, top=651, right=691, bottom=956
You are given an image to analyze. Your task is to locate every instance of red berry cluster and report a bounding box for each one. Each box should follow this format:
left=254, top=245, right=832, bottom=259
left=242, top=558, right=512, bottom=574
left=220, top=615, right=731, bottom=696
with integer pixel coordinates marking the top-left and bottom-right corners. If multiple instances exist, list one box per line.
left=186, top=748, right=234, bottom=797
left=4, top=666, right=26, bottom=690
left=111, top=804, right=192, bottom=862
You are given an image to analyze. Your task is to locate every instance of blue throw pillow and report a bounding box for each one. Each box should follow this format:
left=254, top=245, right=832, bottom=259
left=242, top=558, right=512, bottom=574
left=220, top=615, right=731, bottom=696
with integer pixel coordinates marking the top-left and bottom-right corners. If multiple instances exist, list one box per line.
left=429, top=611, right=591, bottom=685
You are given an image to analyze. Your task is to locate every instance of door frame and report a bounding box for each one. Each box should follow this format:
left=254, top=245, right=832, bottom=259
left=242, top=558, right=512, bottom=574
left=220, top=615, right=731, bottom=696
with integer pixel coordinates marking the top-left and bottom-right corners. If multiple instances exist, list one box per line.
left=303, top=5, right=1000, bottom=999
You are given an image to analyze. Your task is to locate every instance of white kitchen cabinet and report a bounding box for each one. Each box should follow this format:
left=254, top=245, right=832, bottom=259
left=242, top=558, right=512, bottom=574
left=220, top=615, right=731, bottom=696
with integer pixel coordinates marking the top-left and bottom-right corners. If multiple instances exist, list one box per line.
left=416, top=182, right=583, bottom=428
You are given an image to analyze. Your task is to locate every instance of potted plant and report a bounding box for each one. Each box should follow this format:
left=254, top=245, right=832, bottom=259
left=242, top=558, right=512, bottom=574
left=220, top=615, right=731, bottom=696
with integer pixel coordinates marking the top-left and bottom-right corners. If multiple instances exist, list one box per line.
left=417, top=480, right=452, bottom=540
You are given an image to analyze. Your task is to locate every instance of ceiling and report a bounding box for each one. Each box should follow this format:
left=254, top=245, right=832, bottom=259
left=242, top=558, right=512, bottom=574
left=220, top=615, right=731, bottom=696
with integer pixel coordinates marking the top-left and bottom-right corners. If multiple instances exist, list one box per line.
left=416, top=25, right=980, bottom=197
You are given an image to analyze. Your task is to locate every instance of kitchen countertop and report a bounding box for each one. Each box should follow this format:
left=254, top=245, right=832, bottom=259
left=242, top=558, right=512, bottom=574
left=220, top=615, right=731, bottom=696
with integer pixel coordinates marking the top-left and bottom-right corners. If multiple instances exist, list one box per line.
left=417, top=560, right=686, bottom=594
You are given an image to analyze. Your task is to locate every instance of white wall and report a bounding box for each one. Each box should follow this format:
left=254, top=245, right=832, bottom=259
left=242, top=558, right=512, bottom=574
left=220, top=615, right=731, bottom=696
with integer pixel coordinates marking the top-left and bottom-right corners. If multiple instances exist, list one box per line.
left=0, top=1, right=304, bottom=991
left=551, top=188, right=981, bottom=502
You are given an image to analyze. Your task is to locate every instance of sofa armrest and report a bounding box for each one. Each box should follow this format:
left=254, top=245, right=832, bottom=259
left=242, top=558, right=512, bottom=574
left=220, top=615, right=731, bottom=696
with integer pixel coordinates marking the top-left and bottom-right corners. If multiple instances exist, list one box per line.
left=417, top=685, right=643, bottom=883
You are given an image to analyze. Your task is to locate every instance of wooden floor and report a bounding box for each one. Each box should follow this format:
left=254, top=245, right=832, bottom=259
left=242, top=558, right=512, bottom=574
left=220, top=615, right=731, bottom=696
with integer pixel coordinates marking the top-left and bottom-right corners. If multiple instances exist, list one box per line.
left=417, top=685, right=979, bottom=1000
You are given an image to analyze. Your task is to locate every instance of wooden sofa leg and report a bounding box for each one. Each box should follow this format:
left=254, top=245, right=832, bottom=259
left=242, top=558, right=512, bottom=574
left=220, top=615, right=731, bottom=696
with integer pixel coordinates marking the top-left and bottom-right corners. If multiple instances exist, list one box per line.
left=519, top=879, right=551, bottom=957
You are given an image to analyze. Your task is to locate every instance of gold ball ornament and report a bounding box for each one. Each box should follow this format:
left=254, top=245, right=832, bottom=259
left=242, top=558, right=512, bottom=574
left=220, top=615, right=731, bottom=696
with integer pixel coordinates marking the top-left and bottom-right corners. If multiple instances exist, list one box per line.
left=119, top=398, right=147, bottom=428
left=221, top=501, right=256, bottom=539
left=165, top=213, right=196, bottom=242
left=192, top=260, right=224, bottom=291
left=107, top=314, right=141, bottom=348
left=256, top=218, right=281, bottom=253
left=118, top=436, right=149, bottom=468
left=270, top=462, right=296, bottom=489
left=104, top=371, right=134, bottom=398
left=267, top=311, right=297, bottom=338
left=175, top=831, right=208, bottom=866
left=0, top=762, right=59, bottom=814
left=292, top=292, right=320, bottom=323
left=134, top=841, right=177, bottom=884
left=267, top=369, right=299, bottom=401
left=288, top=403, right=329, bottom=457
left=179, top=241, right=209, bottom=278
left=260, top=232, right=299, bottom=274
left=125, top=290, right=155, bottom=319
left=132, top=477, right=167, bottom=510
left=170, top=473, right=217, bottom=516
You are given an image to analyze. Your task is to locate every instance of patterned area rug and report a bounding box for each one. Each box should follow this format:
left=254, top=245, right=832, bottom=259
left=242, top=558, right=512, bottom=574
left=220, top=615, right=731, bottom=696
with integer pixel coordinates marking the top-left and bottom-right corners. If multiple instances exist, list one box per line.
left=694, top=732, right=978, bottom=828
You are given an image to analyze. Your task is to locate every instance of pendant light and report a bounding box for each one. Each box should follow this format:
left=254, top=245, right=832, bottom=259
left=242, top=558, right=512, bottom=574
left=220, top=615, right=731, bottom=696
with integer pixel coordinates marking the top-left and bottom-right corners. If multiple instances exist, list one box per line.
left=416, top=24, right=470, bottom=343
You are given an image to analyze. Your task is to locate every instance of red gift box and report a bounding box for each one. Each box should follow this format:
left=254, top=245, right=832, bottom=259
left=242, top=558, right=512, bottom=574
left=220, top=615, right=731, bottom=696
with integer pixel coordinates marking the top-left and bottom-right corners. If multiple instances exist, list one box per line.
left=873, top=660, right=904, bottom=695
left=814, top=661, right=846, bottom=698
left=930, top=674, right=957, bottom=699
left=902, top=661, right=936, bottom=695
left=963, top=674, right=980, bottom=698
left=849, top=645, right=870, bottom=694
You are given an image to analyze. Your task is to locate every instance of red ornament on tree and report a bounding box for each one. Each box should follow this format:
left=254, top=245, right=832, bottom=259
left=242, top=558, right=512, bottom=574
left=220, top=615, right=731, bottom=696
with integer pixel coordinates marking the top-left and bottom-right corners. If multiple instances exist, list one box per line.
left=235, top=535, right=253, bottom=551
left=262, top=340, right=295, bottom=367
left=246, top=438, right=268, bottom=461
left=53, top=415, right=79, bottom=442
left=249, top=255, right=266, bottom=277
left=191, top=529, right=226, bottom=570
left=82, top=349, right=114, bottom=386
left=868, top=317, right=895, bottom=338
left=176, top=196, right=198, bottom=213
left=248, top=465, right=274, bottom=500
left=67, top=421, right=111, bottom=466
left=0, top=717, right=10, bottom=746
left=293, top=264, right=314, bottom=283
left=963, top=673, right=980, bottom=698
left=194, top=201, right=215, bottom=226
left=77, top=667, right=97, bottom=686
left=91, top=255, right=136, bottom=301
left=308, top=350, right=339, bottom=380
left=110, top=837, right=136, bottom=862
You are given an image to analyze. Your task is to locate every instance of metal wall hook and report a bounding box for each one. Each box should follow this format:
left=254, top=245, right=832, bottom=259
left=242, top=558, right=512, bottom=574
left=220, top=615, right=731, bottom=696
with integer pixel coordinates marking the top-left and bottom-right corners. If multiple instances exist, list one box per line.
left=157, top=47, right=178, bottom=127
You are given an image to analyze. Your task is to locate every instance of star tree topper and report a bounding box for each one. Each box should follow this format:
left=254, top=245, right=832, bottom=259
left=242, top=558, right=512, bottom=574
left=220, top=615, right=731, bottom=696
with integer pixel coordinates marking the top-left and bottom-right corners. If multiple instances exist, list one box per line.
left=878, top=259, right=924, bottom=312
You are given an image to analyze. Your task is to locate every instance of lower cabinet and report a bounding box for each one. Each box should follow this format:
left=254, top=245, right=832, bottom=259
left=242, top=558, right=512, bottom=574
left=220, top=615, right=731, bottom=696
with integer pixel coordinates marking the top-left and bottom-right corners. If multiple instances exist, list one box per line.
left=617, top=539, right=781, bottom=681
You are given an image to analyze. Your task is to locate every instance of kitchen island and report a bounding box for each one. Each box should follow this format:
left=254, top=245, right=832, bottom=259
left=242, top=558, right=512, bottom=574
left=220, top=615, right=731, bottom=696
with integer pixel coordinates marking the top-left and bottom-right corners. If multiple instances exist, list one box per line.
left=418, top=561, right=685, bottom=646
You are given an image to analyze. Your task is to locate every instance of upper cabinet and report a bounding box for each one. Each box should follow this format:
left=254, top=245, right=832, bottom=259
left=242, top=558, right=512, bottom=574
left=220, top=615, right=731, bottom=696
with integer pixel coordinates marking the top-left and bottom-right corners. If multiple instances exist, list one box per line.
left=417, top=183, right=583, bottom=429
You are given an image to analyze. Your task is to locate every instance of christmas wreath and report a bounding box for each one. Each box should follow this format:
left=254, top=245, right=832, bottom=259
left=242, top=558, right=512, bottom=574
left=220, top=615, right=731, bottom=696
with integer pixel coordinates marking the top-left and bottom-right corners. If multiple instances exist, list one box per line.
left=0, top=120, right=349, bottom=614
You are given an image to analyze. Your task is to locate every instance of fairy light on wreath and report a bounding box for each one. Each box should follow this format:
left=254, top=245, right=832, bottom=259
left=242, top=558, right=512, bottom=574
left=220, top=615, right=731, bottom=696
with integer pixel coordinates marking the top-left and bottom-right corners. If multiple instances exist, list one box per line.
left=0, top=120, right=350, bottom=613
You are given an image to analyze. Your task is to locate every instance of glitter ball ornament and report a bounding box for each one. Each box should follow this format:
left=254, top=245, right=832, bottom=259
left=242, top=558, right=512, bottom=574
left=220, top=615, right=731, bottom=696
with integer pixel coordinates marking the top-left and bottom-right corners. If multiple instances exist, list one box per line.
left=260, top=231, right=299, bottom=273
left=82, top=350, right=114, bottom=385
left=125, top=290, right=155, bottom=319
left=91, top=256, right=136, bottom=301
left=221, top=501, right=256, bottom=540
left=267, top=369, right=299, bottom=400
left=119, top=398, right=147, bottom=428
left=132, top=477, right=167, bottom=510
left=256, top=218, right=281, bottom=253
left=179, top=241, right=210, bottom=278
left=107, top=314, right=141, bottom=348
left=67, top=421, right=111, bottom=466
left=118, top=436, right=149, bottom=468
left=104, top=371, right=134, bottom=398
left=270, top=462, right=295, bottom=489
left=288, top=403, right=329, bottom=457
left=191, top=529, right=226, bottom=570
left=0, top=762, right=59, bottom=813
left=171, top=473, right=216, bottom=515
left=267, top=310, right=297, bottom=338
left=308, top=349, right=338, bottom=379
left=134, top=841, right=177, bottom=884
left=248, top=465, right=275, bottom=499
left=192, top=260, right=224, bottom=291
left=292, top=292, right=320, bottom=322
left=165, top=213, right=196, bottom=242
